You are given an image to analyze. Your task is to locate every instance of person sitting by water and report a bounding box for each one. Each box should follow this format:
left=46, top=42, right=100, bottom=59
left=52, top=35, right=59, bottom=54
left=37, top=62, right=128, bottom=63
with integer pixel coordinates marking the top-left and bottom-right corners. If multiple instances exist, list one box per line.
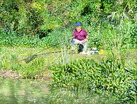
left=70, top=22, right=89, bottom=54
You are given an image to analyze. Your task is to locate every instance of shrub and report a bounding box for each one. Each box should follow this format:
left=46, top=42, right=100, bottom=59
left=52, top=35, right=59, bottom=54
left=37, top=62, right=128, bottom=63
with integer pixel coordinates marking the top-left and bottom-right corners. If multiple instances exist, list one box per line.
left=49, top=58, right=136, bottom=103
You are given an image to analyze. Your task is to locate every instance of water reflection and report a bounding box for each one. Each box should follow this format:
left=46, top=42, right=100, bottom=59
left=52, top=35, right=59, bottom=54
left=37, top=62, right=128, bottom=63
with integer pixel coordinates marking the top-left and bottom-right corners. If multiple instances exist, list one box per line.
left=0, top=78, right=120, bottom=104
left=0, top=78, right=50, bottom=104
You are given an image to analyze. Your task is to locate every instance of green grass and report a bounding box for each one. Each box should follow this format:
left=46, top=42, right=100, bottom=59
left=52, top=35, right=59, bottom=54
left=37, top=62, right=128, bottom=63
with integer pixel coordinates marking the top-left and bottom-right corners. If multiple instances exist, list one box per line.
left=0, top=43, right=136, bottom=104
left=0, top=46, right=105, bottom=78
left=0, top=44, right=136, bottom=78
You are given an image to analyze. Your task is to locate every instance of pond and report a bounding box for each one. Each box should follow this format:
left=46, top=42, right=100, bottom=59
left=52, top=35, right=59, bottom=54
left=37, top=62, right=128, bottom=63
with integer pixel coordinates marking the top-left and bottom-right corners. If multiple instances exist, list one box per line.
left=0, top=78, right=122, bottom=104
left=0, top=78, right=51, bottom=104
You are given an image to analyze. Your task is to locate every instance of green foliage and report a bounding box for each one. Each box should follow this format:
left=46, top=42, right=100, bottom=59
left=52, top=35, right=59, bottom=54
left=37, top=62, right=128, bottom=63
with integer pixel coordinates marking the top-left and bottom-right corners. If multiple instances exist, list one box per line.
left=130, top=24, right=137, bottom=48
left=0, top=27, right=73, bottom=48
left=0, top=0, right=136, bottom=36
left=0, top=20, right=136, bottom=49
left=0, top=48, right=46, bottom=78
left=100, top=21, right=137, bottom=50
left=49, top=58, right=136, bottom=103
left=0, top=0, right=136, bottom=49
left=0, top=30, right=41, bottom=47
left=0, top=1, right=136, bottom=103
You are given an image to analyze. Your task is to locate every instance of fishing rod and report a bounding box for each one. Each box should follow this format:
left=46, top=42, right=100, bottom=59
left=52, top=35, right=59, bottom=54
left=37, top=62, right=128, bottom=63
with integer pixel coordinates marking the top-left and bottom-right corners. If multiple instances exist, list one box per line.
left=23, top=37, right=75, bottom=63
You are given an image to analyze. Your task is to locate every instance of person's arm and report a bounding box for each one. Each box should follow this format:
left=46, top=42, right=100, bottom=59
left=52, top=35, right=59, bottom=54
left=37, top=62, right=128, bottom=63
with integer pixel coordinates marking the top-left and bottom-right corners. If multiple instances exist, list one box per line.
left=70, top=30, right=76, bottom=40
left=85, top=35, right=89, bottom=39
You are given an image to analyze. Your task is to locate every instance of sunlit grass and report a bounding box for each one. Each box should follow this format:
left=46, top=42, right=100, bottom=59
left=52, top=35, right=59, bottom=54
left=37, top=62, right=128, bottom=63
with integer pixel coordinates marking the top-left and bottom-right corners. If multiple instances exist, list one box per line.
left=0, top=46, right=105, bottom=79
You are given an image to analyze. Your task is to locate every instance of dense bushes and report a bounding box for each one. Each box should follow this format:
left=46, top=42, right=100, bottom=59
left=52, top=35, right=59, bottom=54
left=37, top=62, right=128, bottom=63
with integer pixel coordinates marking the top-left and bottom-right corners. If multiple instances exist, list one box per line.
left=0, top=28, right=73, bottom=48
left=0, top=0, right=136, bottom=36
left=0, top=0, right=136, bottom=49
left=49, top=58, right=137, bottom=103
left=0, top=20, right=136, bottom=49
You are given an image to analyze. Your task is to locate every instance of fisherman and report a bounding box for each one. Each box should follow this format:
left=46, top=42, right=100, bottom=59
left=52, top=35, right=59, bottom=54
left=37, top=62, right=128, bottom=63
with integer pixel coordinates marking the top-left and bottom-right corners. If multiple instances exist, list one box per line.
left=70, top=22, right=89, bottom=54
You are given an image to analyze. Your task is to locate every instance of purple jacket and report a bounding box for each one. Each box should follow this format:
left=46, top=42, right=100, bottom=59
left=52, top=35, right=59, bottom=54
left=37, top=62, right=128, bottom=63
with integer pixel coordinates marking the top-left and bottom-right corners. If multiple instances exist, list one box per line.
left=73, top=29, right=88, bottom=41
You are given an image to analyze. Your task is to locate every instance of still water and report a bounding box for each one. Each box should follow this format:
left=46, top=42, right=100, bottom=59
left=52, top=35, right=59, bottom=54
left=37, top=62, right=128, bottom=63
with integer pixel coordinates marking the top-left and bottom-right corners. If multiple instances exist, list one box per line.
left=0, top=78, right=51, bottom=104
left=0, top=78, right=120, bottom=104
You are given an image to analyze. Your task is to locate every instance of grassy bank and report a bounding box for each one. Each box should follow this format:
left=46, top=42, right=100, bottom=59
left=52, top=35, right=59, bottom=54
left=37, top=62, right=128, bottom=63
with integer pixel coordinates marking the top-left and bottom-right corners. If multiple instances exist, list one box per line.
left=0, top=45, right=136, bottom=103
left=0, top=46, right=106, bottom=79
left=0, top=46, right=136, bottom=78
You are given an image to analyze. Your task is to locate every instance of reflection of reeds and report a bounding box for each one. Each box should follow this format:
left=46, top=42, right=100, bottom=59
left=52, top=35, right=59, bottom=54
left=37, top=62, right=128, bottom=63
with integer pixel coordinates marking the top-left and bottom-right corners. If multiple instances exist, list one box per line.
left=0, top=78, right=50, bottom=103
left=47, top=88, right=120, bottom=104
